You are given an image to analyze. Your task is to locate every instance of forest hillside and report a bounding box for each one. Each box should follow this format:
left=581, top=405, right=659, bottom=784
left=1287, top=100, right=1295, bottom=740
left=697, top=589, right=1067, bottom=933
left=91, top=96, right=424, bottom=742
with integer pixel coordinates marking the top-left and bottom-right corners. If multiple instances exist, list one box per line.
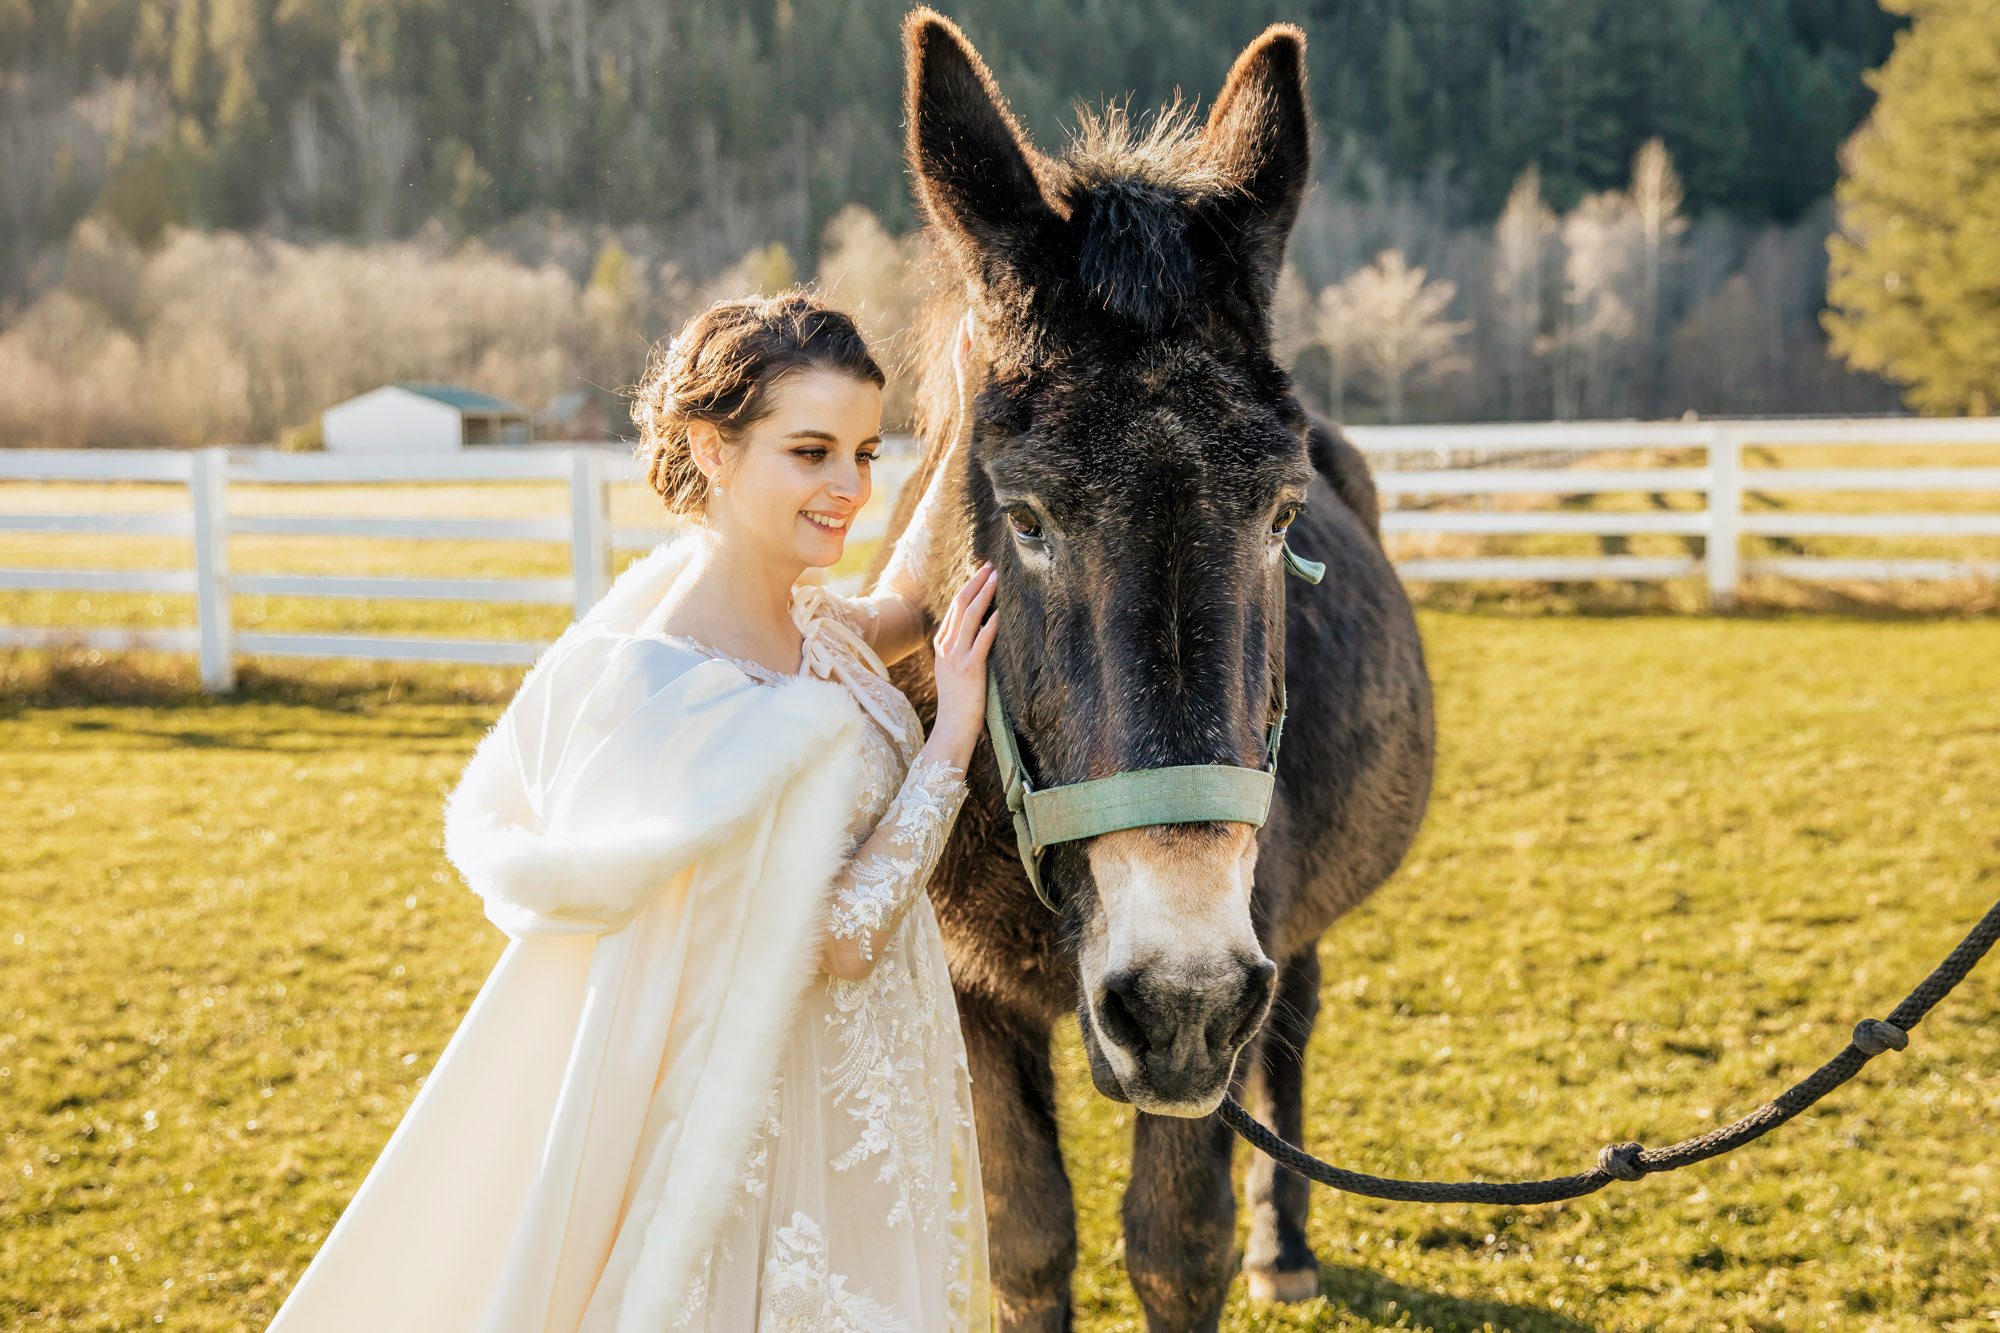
left=0, top=0, right=1913, bottom=443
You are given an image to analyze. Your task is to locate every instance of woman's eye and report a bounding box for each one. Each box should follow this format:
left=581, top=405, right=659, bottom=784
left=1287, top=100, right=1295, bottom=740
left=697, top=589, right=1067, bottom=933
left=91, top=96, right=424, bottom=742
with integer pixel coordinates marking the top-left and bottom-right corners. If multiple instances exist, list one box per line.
left=1271, top=504, right=1303, bottom=535
left=794, top=447, right=827, bottom=461
left=1005, top=507, right=1044, bottom=541
left=857, top=452, right=878, bottom=465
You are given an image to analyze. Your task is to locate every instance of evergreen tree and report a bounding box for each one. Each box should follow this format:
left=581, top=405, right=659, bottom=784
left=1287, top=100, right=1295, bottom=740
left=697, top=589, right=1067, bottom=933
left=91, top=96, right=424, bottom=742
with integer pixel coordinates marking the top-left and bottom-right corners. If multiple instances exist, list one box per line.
left=1824, top=0, right=2000, bottom=413
left=0, top=0, right=1909, bottom=305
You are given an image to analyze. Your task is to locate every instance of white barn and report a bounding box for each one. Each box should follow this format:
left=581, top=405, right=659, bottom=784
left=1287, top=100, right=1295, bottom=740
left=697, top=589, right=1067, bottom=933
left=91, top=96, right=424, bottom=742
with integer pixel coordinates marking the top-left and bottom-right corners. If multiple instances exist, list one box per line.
left=321, top=383, right=532, bottom=452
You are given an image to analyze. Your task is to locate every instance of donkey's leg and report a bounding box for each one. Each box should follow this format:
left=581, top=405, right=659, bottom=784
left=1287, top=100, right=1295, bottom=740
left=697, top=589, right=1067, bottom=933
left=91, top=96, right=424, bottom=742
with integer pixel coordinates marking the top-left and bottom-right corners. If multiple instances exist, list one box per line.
left=1124, top=1109, right=1239, bottom=1333
left=1242, top=945, right=1322, bottom=1302
left=961, top=991, right=1077, bottom=1332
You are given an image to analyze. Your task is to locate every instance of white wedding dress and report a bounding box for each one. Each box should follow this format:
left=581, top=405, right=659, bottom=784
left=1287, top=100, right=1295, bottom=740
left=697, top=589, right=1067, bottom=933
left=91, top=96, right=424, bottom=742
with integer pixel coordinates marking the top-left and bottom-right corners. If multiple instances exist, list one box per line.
left=656, top=582, right=989, bottom=1331
left=263, top=549, right=992, bottom=1333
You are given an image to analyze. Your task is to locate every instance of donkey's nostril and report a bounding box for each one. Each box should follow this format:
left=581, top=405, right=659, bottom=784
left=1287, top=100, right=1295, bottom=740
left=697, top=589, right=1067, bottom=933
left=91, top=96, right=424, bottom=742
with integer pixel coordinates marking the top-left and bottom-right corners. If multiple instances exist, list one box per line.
left=1096, top=972, right=1150, bottom=1057
left=1217, top=956, right=1278, bottom=1052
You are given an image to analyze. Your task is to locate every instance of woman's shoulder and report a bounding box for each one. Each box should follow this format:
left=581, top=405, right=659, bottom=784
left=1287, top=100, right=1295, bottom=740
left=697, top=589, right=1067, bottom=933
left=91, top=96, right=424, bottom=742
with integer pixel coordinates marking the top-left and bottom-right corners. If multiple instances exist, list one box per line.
left=505, top=623, right=787, bottom=743
left=791, top=578, right=884, bottom=651
left=534, top=619, right=720, bottom=687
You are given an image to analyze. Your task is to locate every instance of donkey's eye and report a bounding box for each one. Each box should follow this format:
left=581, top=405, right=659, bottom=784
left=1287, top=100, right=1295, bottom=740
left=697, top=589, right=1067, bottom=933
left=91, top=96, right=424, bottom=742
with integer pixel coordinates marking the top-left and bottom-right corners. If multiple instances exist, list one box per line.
left=1271, top=504, right=1304, bottom=535
left=1005, top=507, right=1045, bottom=542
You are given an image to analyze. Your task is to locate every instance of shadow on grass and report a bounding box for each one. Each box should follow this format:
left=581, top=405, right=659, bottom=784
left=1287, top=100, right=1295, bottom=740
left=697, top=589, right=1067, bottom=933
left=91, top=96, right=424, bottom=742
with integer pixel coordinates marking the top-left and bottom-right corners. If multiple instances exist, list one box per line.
left=1411, top=576, right=1999, bottom=622
left=1315, top=1262, right=1601, bottom=1333
left=0, top=644, right=523, bottom=713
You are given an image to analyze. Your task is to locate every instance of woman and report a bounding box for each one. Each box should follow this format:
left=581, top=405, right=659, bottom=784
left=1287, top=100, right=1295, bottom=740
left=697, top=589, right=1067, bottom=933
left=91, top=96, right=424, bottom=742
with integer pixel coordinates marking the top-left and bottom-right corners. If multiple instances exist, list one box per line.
left=267, top=293, right=994, bottom=1332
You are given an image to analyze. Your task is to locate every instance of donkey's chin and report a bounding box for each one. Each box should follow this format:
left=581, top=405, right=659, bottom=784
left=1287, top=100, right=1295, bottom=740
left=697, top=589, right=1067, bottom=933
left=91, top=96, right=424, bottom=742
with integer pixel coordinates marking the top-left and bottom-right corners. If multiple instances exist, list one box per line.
left=1079, top=1005, right=1239, bottom=1118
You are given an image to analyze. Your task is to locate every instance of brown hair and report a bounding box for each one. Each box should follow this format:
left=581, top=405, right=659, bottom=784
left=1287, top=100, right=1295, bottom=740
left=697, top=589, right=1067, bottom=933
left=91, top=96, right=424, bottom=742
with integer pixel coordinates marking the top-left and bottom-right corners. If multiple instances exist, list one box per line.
left=633, top=289, right=886, bottom=518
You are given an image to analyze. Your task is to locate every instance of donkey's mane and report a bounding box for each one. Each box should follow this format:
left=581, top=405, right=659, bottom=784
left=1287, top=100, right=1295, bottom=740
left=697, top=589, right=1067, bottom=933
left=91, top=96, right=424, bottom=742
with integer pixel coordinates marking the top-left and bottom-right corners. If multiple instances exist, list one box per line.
left=1056, top=99, right=1230, bottom=198
left=904, top=100, right=1243, bottom=469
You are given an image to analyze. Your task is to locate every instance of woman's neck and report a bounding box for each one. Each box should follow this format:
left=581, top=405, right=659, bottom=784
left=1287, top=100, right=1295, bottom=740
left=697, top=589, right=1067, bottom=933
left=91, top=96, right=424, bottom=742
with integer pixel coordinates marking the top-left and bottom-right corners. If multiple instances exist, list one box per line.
left=654, top=524, right=807, bottom=674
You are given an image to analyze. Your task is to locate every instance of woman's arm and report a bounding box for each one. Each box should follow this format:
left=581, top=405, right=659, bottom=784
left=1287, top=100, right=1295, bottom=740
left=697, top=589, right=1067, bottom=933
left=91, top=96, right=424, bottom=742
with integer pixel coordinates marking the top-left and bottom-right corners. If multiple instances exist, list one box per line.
left=819, top=741, right=968, bottom=980
left=852, top=460, right=953, bottom=666
left=819, top=558, right=997, bottom=981
left=846, top=313, right=976, bottom=667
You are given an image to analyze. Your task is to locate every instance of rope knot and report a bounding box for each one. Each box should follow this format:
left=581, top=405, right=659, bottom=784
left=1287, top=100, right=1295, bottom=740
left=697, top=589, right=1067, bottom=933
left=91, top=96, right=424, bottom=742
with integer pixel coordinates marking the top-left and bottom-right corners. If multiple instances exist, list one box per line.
left=1852, top=1018, right=1908, bottom=1056
left=1597, top=1141, right=1647, bottom=1182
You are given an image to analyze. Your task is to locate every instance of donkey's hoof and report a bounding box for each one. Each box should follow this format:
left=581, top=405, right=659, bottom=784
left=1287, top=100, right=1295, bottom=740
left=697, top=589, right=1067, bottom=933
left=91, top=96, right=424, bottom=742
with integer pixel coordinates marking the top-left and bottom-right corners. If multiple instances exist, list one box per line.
left=1244, top=1266, right=1319, bottom=1303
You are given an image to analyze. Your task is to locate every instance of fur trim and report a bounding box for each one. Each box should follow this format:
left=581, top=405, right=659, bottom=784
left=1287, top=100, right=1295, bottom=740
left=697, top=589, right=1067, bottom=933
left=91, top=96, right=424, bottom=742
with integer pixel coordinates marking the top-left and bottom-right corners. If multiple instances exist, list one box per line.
left=443, top=666, right=862, bottom=927
left=443, top=534, right=862, bottom=929
left=612, top=720, right=864, bottom=1331
left=585, top=532, right=702, bottom=634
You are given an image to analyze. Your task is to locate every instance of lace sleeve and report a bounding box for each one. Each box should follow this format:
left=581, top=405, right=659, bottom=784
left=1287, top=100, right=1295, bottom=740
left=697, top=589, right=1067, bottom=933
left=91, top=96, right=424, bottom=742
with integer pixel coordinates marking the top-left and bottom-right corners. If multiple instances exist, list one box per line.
left=821, top=752, right=969, bottom=979
left=816, top=588, right=883, bottom=644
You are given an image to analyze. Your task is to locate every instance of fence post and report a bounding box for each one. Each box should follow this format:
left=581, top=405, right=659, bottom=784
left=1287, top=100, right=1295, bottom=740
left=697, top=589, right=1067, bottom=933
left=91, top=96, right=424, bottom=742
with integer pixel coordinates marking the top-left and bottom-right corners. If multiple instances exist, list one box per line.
left=570, top=448, right=610, bottom=618
left=191, top=447, right=236, bottom=692
left=1707, top=426, right=1742, bottom=612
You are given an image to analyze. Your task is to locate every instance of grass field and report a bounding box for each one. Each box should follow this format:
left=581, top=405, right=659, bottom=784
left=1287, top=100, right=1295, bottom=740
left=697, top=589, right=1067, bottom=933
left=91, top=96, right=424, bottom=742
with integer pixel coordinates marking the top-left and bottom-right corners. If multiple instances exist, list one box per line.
left=2, top=612, right=1997, bottom=1332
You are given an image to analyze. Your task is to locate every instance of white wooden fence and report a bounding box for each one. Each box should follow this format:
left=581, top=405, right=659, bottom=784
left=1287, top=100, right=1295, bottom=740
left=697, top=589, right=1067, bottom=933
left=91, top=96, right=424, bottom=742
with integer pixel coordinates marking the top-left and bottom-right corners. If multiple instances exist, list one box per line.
left=2, top=417, right=1996, bottom=692
left=1345, top=417, right=2000, bottom=596
left=0, top=446, right=712, bottom=691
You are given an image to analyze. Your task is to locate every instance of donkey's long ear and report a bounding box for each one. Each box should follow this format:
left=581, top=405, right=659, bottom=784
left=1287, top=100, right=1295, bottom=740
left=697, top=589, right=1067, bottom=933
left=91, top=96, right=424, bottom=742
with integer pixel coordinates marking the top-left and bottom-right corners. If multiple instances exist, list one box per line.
left=1201, top=24, right=1312, bottom=288
left=904, top=8, right=1059, bottom=292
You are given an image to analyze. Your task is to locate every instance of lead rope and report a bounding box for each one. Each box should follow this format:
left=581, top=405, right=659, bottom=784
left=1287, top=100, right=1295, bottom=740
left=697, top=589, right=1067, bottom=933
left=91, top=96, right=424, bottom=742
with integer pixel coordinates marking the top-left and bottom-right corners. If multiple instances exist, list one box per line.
left=1219, top=896, right=2000, bottom=1204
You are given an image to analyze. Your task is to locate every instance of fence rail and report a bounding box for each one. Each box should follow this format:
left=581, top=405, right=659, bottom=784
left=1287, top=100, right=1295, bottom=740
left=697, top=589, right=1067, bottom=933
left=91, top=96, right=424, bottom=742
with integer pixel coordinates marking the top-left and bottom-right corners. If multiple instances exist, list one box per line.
left=3, top=418, right=1996, bottom=691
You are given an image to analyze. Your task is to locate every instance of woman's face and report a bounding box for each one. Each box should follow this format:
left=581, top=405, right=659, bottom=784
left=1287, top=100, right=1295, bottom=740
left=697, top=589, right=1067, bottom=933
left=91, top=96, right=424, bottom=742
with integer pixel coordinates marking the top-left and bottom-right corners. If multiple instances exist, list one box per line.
left=693, top=368, right=883, bottom=572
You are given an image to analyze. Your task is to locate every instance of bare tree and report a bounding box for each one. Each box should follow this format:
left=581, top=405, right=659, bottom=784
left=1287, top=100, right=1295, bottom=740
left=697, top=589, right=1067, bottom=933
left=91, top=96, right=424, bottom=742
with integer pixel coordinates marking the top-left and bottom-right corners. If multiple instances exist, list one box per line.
left=336, top=43, right=420, bottom=239
left=1546, top=191, right=1639, bottom=419
left=0, top=223, right=597, bottom=447
left=1314, top=283, right=1362, bottom=421
left=814, top=205, right=926, bottom=424
left=1491, top=166, right=1556, bottom=418
left=1630, top=138, right=1687, bottom=412
left=1319, top=249, right=1471, bottom=423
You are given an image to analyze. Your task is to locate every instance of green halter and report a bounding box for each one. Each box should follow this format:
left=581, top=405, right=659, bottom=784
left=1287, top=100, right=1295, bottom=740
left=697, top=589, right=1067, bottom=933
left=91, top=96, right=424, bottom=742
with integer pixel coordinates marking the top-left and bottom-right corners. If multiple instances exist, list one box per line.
left=983, top=541, right=1326, bottom=911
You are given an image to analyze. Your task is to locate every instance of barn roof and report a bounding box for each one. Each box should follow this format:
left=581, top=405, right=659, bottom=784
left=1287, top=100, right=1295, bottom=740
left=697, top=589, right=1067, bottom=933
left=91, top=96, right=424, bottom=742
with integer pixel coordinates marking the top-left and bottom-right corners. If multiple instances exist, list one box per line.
left=394, top=383, right=527, bottom=415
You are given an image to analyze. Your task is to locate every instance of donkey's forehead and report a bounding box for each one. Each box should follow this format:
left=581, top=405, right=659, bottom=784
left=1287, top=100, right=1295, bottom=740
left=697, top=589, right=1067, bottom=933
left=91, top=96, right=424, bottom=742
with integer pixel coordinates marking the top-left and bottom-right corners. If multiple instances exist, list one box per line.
left=998, top=341, right=1303, bottom=468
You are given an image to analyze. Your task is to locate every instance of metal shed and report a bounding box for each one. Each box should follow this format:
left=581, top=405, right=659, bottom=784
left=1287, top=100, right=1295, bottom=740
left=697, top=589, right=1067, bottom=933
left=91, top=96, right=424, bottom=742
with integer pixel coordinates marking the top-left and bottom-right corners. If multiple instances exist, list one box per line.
left=321, top=383, right=533, bottom=452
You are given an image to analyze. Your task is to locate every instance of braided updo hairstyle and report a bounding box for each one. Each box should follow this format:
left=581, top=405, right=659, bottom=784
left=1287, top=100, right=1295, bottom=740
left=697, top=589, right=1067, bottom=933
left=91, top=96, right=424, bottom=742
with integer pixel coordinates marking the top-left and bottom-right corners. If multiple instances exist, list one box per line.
left=633, top=290, right=886, bottom=519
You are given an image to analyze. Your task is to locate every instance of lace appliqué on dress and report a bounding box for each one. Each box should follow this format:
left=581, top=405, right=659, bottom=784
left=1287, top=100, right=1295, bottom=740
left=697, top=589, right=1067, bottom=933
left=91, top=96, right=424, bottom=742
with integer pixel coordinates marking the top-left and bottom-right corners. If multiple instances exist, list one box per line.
left=761, top=1212, right=910, bottom=1333
left=652, top=633, right=792, bottom=688
left=739, top=1079, right=783, bottom=1201
left=822, top=752, right=967, bottom=1229
left=826, top=754, right=967, bottom=963
left=667, top=1077, right=785, bottom=1331
left=824, top=962, right=939, bottom=1230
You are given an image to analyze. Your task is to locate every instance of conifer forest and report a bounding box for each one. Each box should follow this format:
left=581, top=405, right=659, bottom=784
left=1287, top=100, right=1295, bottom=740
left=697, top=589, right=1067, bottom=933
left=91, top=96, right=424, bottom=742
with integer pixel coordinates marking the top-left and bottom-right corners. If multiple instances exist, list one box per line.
left=0, top=0, right=1957, bottom=444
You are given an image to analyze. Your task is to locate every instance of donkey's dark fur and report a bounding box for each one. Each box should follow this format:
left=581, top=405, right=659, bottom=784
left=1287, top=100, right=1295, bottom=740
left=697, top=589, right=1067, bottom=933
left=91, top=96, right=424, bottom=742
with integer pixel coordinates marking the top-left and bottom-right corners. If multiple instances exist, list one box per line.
left=871, top=12, right=1435, bottom=1330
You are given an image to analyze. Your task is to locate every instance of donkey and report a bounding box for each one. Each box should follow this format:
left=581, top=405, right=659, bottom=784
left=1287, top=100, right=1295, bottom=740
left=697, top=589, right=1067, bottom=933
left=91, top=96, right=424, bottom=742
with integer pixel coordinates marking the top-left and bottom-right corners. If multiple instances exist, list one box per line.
left=869, top=12, right=1436, bottom=1331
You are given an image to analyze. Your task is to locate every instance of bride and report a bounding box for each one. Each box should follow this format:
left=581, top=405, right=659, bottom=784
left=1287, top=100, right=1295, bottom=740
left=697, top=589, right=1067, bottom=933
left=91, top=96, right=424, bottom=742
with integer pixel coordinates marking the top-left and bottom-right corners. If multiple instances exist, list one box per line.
left=268, top=292, right=996, bottom=1331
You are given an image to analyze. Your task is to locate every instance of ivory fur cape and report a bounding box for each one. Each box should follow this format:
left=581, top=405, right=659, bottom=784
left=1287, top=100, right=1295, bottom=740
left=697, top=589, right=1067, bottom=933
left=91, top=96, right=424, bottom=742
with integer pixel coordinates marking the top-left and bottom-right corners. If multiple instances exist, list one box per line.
left=267, top=537, right=871, bottom=1333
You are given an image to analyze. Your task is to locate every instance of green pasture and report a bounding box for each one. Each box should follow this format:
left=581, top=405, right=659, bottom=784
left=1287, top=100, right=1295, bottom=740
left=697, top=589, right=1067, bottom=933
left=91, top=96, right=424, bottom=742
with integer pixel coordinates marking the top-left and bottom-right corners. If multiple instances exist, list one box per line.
left=2, top=611, right=1995, bottom=1332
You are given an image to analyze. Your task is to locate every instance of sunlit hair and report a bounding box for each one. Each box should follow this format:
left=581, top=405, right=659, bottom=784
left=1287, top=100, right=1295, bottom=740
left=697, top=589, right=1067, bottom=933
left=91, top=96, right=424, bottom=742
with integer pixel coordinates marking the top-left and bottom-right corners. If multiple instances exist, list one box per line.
left=633, top=289, right=885, bottom=520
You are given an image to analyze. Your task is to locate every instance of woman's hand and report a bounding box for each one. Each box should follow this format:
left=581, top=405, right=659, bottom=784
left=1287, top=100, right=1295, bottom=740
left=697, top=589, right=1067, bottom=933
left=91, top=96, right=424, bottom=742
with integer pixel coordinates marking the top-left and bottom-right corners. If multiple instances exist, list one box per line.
left=924, top=561, right=998, bottom=771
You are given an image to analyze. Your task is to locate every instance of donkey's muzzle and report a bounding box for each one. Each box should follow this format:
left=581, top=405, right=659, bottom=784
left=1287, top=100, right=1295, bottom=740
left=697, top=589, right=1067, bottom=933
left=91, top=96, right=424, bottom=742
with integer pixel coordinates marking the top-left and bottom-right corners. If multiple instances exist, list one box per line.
left=1088, top=954, right=1276, bottom=1115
